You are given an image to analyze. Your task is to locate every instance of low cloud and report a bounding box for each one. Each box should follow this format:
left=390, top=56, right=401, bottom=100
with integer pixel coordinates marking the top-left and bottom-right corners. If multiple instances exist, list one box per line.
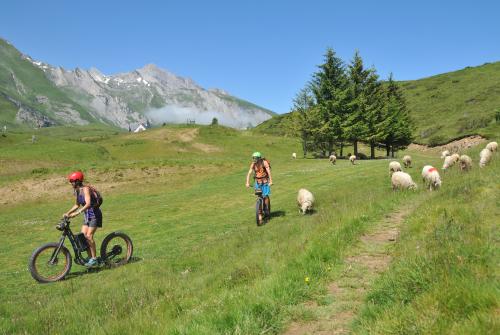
left=146, top=105, right=270, bottom=129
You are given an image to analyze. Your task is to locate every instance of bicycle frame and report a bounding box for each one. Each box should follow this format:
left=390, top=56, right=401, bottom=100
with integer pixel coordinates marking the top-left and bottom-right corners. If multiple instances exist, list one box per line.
left=51, top=220, right=89, bottom=266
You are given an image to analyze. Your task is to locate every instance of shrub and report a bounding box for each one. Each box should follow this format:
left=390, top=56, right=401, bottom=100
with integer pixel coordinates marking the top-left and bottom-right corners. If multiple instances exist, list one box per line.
left=428, top=135, right=447, bottom=146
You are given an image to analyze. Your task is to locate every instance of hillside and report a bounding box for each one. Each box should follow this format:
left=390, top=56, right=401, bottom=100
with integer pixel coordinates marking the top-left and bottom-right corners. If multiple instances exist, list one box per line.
left=0, top=124, right=497, bottom=334
left=0, top=38, right=273, bottom=129
left=254, top=62, right=500, bottom=145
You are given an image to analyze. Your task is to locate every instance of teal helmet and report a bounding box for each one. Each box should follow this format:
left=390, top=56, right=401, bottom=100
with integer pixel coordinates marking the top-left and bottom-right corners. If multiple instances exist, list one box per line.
left=252, top=152, right=262, bottom=159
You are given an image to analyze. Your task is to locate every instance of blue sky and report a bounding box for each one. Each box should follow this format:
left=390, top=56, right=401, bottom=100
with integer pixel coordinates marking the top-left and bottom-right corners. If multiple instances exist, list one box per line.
left=1, top=0, right=499, bottom=113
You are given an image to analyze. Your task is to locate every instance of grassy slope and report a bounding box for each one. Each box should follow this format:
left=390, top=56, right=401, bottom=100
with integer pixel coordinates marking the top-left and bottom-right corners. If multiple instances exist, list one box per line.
left=353, top=146, right=499, bottom=334
left=401, top=61, right=500, bottom=144
left=254, top=62, right=500, bottom=144
left=0, top=125, right=497, bottom=334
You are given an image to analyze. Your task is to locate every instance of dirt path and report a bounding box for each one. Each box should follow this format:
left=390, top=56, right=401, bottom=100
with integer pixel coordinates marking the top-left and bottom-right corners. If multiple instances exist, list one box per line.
left=283, top=205, right=416, bottom=335
left=408, top=135, right=486, bottom=153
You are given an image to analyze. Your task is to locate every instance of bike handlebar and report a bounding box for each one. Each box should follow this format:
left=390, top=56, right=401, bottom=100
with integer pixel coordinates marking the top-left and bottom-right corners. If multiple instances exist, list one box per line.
left=56, top=217, right=71, bottom=231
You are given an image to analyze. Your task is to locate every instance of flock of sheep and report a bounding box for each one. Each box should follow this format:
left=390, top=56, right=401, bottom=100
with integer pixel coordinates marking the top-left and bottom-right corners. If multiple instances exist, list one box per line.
left=390, top=141, right=497, bottom=191
left=293, top=141, right=497, bottom=214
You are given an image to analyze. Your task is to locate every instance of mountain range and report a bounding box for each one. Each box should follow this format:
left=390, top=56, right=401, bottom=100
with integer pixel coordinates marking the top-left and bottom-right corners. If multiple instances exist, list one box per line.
left=0, top=38, right=274, bottom=129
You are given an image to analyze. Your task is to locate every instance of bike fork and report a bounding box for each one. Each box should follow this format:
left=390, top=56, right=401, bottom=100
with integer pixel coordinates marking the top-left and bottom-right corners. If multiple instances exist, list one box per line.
left=49, top=236, right=66, bottom=264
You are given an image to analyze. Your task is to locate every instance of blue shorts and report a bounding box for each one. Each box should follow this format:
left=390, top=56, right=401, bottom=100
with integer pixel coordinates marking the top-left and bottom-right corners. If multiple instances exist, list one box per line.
left=254, top=182, right=271, bottom=197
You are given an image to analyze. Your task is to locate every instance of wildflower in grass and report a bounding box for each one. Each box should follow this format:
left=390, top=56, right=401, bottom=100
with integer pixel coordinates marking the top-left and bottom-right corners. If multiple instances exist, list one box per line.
left=304, top=276, right=310, bottom=283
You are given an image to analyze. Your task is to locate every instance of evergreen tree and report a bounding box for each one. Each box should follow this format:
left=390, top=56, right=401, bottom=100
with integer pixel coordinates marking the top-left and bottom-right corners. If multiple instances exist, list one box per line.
left=379, top=73, right=414, bottom=157
left=310, top=48, right=349, bottom=155
left=363, top=69, right=385, bottom=158
left=344, top=50, right=370, bottom=157
left=284, top=86, right=315, bottom=157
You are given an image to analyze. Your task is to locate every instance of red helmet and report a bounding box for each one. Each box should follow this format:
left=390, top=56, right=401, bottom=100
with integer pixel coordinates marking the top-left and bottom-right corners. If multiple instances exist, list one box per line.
left=68, top=171, right=84, bottom=182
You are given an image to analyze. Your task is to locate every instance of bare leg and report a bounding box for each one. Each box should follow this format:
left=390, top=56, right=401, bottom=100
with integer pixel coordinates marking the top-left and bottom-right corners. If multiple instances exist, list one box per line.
left=84, top=226, right=98, bottom=258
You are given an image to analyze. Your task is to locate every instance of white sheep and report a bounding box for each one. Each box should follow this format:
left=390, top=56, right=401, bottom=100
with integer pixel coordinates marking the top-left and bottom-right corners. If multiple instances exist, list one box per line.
left=421, top=165, right=442, bottom=191
left=292, top=152, right=297, bottom=159
left=391, top=171, right=417, bottom=190
left=389, top=161, right=402, bottom=176
left=329, top=154, right=336, bottom=165
left=349, top=155, right=356, bottom=165
left=297, top=188, right=315, bottom=214
left=402, top=155, right=412, bottom=168
left=458, top=155, right=472, bottom=171
left=442, top=154, right=459, bottom=170
left=485, top=141, right=498, bottom=153
left=479, top=148, right=492, bottom=168
left=441, top=150, right=451, bottom=159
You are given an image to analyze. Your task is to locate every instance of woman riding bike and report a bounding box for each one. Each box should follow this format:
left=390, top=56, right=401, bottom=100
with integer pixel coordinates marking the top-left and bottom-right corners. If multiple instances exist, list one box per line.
left=245, top=152, right=273, bottom=222
left=63, top=171, right=102, bottom=267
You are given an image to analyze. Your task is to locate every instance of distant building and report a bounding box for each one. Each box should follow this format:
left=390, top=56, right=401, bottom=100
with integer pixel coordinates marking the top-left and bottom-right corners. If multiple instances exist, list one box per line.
left=134, top=124, right=147, bottom=133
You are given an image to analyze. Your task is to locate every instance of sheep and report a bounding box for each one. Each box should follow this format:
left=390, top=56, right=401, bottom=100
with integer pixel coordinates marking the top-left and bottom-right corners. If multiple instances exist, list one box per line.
left=389, top=161, right=402, bottom=176
left=292, top=152, right=297, bottom=159
left=421, top=165, right=442, bottom=191
left=450, top=153, right=460, bottom=162
left=391, top=171, right=417, bottom=190
left=402, top=155, right=412, bottom=168
left=442, top=154, right=459, bottom=170
left=297, top=188, right=314, bottom=214
left=329, top=154, right=336, bottom=165
left=479, top=148, right=492, bottom=168
left=441, top=150, right=451, bottom=159
left=486, top=141, right=498, bottom=153
left=458, top=155, right=472, bottom=171
left=349, top=155, right=356, bottom=165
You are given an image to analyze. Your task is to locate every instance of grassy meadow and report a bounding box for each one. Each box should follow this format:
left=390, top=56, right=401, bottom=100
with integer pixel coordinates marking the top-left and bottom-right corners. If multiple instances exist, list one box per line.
left=0, top=125, right=498, bottom=334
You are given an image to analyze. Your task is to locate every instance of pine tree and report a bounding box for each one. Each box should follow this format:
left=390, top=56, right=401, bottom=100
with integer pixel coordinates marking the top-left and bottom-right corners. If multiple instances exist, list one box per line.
left=363, top=69, right=385, bottom=158
left=380, top=73, right=414, bottom=157
left=344, top=50, right=370, bottom=157
left=310, top=48, right=349, bottom=155
left=284, top=86, right=315, bottom=157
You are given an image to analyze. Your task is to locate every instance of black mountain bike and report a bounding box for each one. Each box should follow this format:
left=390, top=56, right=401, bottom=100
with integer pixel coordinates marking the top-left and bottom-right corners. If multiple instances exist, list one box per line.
left=255, top=188, right=271, bottom=226
left=29, top=217, right=133, bottom=283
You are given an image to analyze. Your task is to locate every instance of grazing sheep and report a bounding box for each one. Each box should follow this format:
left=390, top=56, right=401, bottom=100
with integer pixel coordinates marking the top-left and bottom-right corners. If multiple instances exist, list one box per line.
left=402, top=155, right=412, bottom=168
left=292, top=152, right=297, bottom=159
left=421, top=165, right=442, bottom=191
left=441, top=150, right=451, bottom=159
left=479, top=148, right=492, bottom=168
left=349, top=155, right=356, bottom=165
left=442, top=154, right=459, bottom=170
left=459, top=155, right=472, bottom=171
left=389, top=161, right=402, bottom=176
left=486, top=141, right=498, bottom=152
left=329, top=154, right=336, bottom=165
left=297, top=188, right=314, bottom=214
left=391, top=171, right=417, bottom=190
left=450, top=153, right=460, bottom=162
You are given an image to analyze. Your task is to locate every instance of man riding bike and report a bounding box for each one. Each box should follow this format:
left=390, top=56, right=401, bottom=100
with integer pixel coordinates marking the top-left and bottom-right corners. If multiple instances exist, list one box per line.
left=246, top=152, right=273, bottom=222
left=63, top=171, right=102, bottom=267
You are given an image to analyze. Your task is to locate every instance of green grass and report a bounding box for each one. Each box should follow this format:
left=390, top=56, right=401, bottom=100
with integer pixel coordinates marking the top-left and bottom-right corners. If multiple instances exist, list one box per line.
left=401, top=62, right=500, bottom=144
left=352, top=146, right=499, bottom=334
left=0, top=125, right=498, bottom=334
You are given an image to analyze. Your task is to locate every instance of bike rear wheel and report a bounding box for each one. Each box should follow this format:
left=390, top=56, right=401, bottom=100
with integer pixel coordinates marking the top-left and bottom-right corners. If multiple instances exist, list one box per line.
left=100, top=232, right=133, bottom=267
left=29, top=243, right=72, bottom=283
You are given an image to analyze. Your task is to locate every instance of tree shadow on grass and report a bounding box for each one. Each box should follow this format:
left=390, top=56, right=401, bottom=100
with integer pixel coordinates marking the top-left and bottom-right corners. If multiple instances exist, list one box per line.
left=64, top=256, right=142, bottom=281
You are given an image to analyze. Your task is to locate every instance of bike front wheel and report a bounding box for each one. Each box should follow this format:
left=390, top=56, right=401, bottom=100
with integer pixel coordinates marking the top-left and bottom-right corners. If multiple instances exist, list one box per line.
left=29, top=242, right=72, bottom=283
left=256, top=197, right=264, bottom=226
left=100, top=232, right=133, bottom=267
